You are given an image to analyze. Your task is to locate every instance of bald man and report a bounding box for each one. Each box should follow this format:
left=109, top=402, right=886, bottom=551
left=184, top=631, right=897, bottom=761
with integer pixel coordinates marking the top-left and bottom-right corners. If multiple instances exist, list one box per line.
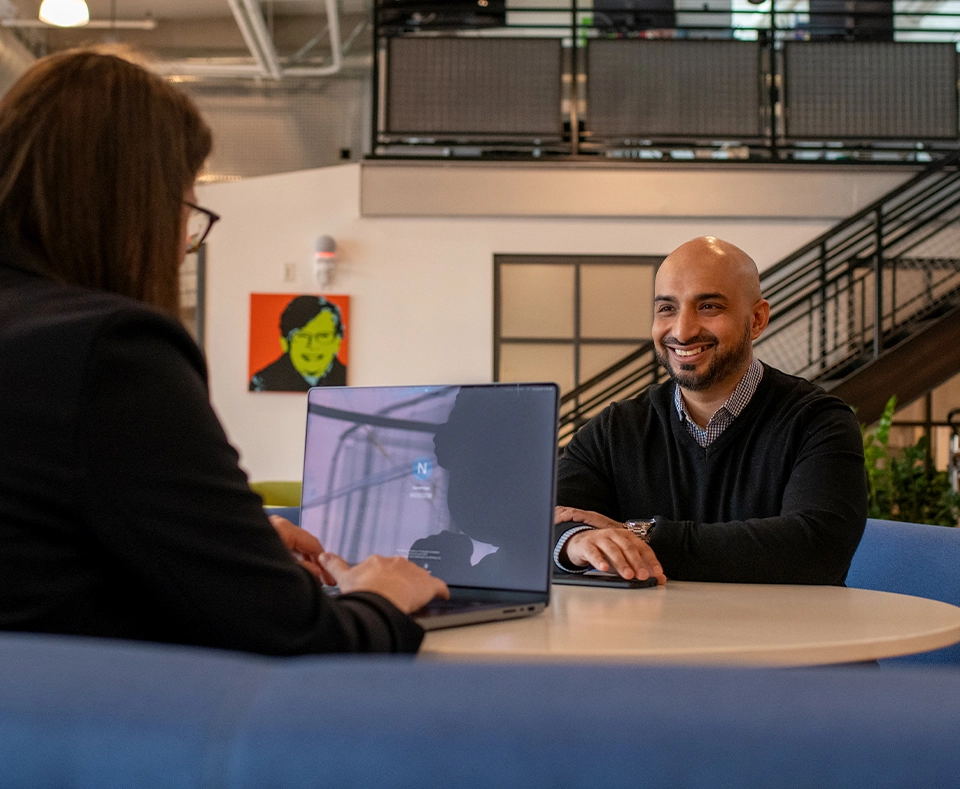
left=553, top=237, right=867, bottom=585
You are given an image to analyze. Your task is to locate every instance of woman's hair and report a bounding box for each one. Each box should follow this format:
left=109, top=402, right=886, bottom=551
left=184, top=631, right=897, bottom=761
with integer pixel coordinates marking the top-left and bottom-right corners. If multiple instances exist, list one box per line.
left=0, top=49, right=212, bottom=316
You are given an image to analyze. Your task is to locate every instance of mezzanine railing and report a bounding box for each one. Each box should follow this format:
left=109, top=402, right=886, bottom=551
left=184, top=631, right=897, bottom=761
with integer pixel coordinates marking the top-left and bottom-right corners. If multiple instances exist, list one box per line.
left=373, top=1, right=960, bottom=163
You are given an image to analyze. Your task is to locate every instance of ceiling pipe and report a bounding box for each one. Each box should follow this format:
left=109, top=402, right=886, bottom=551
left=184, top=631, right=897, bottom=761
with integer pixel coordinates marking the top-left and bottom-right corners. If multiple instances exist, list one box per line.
left=154, top=53, right=371, bottom=81
left=154, top=62, right=262, bottom=77
left=293, top=0, right=343, bottom=77
left=151, top=0, right=342, bottom=81
left=289, top=22, right=329, bottom=64
left=239, top=0, right=281, bottom=79
left=225, top=0, right=273, bottom=78
left=2, top=17, right=156, bottom=29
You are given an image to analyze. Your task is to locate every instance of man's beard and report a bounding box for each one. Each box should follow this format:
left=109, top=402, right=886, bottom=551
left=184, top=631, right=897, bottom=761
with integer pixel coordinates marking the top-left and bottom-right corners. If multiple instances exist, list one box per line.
left=655, top=321, right=753, bottom=392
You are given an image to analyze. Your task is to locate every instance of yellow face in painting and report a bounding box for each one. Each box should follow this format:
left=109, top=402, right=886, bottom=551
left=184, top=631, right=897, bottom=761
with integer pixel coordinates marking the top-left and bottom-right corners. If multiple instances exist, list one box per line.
left=280, top=310, right=342, bottom=379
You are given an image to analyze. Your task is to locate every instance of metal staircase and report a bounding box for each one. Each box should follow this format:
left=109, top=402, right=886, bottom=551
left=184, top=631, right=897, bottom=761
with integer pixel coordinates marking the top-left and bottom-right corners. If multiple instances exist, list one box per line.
left=560, top=151, right=960, bottom=442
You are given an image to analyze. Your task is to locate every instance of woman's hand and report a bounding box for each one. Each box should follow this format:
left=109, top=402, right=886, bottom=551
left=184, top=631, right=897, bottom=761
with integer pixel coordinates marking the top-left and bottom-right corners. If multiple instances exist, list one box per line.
left=268, top=515, right=335, bottom=585
left=318, top=553, right=450, bottom=614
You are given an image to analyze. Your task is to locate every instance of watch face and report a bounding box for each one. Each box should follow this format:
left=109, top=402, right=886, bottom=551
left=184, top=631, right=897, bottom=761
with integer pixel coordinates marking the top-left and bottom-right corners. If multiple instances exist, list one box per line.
left=625, top=519, right=655, bottom=541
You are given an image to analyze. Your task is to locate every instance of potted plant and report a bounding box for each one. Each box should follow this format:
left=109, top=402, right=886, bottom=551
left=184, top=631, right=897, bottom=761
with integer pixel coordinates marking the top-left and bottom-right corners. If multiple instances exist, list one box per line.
left=862, top=396, right=960, bottom=526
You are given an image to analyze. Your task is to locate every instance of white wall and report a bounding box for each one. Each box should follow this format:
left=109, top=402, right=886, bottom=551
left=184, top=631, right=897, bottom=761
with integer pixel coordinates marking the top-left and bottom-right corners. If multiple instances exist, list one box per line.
left=198, top=161, right=910, bottom=481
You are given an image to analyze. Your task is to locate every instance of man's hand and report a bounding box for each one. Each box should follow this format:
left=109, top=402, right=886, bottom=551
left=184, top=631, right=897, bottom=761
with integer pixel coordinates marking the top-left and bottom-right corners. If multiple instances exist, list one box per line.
left=269, top=515, right=333, bottom=585
left=555, top=506, right=667, bottom=585
left=318, top=553, right=451, bottom=614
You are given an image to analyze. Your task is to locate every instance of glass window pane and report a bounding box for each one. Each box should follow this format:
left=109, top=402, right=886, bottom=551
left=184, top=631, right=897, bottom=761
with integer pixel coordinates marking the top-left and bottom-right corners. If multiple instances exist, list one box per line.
left=931, top=371, right=960, bottom=422
left=933, top=426, right=952, bottom=472
left=580, top=265, right=653, bottom=340
left=579, top=343, right=646, bottom=411
left=499, top=343, right=574, bottom=392
left=580, top=344, right=640, bottom=382
left=887, top=424, right=924, bottom=453
left=501, top=264, right=575, bottom=339
left=893, top=398, right=926, bottom=421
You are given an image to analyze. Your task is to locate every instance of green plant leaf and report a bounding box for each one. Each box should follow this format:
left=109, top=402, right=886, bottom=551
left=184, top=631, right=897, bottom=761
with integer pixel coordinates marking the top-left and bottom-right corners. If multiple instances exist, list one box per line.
left=860, top=395, right=960, bottom=526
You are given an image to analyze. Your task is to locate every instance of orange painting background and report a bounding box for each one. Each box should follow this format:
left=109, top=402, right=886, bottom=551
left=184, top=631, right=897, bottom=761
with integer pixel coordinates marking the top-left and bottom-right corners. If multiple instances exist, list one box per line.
left=248, top=293, right=350, bottom=381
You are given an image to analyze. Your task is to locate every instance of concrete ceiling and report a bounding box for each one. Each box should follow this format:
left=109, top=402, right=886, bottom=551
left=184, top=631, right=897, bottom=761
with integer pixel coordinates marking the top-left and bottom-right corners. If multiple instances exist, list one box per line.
left=4, top=0, right=372, bottom=64
left=11, top=0, right=367, bottom=22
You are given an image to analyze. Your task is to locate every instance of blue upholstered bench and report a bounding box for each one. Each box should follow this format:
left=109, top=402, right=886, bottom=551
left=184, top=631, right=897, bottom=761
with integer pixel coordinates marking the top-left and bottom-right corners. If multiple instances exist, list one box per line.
left=2, top=631, right=960, bottom=788
left=847, top=518, right=960, bottom=666
left=5, top=514, right=960, bottom=785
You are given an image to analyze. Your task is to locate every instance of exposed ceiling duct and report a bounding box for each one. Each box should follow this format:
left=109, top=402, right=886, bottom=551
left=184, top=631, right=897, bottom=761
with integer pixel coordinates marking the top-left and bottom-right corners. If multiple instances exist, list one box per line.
left=150, top=0, right=346, bottom=81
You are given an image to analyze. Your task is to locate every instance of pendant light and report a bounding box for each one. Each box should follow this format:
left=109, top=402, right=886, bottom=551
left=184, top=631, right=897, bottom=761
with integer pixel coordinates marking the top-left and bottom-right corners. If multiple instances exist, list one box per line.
left=38, top=0, right=90, bottom=27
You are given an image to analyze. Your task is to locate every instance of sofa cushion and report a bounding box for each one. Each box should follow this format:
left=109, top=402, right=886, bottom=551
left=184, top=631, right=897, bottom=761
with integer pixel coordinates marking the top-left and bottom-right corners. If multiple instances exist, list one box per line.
left=2, top=632, right=960, bottom=788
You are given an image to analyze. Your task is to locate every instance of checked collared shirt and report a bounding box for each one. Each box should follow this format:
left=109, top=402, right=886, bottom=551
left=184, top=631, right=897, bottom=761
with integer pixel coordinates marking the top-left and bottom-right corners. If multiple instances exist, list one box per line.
left=674, top=358, right=764, bottom=448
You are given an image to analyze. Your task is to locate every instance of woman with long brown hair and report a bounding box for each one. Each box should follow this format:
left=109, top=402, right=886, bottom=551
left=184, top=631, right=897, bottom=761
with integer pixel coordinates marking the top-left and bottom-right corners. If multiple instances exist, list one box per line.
left=0, top=50, right=446, bottom=654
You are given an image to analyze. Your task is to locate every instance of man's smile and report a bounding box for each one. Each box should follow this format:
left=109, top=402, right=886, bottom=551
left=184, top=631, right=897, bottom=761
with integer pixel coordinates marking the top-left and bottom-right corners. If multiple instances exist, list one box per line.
left=666, top=344, right=714, bottom=359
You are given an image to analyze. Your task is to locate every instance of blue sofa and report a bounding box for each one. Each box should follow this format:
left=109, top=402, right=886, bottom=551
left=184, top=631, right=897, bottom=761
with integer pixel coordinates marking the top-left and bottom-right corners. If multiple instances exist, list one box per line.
left=4, top=512, right=957, bottom=786
left=2, top=630, right=960, bottom=788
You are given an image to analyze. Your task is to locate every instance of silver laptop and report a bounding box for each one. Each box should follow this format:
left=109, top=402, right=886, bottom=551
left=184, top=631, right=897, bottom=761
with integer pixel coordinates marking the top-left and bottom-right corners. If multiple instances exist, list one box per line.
left=299, top=383, right=559, bottom=630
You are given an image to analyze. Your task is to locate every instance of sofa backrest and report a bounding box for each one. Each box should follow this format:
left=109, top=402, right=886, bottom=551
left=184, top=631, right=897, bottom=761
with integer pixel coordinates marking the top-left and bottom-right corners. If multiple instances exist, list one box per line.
left=2, top=632, right=960, bottom=788
left=847, top=517, right=960, bottom=665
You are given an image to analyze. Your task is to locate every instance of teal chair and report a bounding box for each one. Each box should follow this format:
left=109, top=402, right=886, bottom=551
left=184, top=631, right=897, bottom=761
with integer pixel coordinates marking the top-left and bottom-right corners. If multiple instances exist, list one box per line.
left=847, top=518, right=960, bottom=665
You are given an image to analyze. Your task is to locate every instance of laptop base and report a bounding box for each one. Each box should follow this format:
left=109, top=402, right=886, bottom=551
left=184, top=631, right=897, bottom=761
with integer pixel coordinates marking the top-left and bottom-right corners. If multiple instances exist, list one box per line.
left=414, top=600, right=546, bottom=631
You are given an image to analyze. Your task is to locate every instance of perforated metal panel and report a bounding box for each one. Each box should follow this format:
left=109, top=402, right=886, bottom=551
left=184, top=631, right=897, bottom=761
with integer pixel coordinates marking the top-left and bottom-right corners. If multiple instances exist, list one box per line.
left=586, top=40, right=762, bottom=139
left=783, top=42, right=958, bottom=140
left=385, top=37, right=562, bottom=136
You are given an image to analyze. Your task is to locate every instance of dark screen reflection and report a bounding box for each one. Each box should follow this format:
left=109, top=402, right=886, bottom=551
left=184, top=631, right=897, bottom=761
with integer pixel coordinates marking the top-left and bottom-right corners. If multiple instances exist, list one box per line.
left=407, top=387, right=555, bottom=589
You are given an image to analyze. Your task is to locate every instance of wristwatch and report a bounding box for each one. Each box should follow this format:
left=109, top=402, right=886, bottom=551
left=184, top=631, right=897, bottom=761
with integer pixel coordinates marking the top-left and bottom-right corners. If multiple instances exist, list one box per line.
left=624, top=518, right=657, bottom=543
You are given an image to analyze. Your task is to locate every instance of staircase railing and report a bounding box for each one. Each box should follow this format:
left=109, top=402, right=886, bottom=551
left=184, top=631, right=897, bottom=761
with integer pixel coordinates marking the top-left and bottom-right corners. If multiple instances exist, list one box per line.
left=756, top=150, right=960, bottom=383
left=560, top=151, right=960, bottom=440
left=558, top=341, right=658, bottom=445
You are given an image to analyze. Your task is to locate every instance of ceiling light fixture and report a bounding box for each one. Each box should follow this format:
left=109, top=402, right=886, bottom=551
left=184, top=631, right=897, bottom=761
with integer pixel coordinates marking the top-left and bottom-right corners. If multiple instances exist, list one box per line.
left=38, top=0, right=90, bottom=27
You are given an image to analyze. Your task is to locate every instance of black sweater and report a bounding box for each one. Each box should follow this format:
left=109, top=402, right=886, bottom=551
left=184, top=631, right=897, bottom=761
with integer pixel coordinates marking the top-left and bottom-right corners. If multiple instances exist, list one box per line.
left=557, top=365, right=867, bottom=584
left=0, top=254, right=422, bottom=654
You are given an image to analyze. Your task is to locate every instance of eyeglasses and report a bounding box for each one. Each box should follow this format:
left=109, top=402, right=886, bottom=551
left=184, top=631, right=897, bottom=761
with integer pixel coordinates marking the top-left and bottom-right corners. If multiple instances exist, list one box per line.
left=290, top=329, right=338, bottom=345
left=184, top=200, right=220, bottom=254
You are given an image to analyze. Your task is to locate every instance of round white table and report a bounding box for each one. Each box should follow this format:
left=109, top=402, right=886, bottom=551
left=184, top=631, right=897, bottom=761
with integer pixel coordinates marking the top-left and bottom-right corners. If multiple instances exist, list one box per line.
left=421, top=581, right=960, bottom=666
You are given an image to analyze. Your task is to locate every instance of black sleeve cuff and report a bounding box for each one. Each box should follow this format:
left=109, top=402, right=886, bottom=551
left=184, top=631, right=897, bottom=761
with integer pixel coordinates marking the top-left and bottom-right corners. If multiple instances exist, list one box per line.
left=337, top=592, right=425, bottom=653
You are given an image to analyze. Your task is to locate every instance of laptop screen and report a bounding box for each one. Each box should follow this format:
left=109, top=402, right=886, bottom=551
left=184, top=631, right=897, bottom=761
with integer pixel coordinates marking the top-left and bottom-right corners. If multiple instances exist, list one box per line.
left=300, top=384, right=558, bottom=593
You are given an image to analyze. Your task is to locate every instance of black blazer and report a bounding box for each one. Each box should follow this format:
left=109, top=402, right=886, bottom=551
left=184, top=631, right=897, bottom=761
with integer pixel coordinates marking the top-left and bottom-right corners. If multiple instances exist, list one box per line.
left=0, top=247, right=421, bottom=654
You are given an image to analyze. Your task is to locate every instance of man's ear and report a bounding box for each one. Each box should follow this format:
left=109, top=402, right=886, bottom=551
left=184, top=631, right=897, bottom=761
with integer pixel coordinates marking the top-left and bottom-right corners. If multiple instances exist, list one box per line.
left=751, top=299, right=771, bottom=340
left=280, top=337, right=289, bottom=354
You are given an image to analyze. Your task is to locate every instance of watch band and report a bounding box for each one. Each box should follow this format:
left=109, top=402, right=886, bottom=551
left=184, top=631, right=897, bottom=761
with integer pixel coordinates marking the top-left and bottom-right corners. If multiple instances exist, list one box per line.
left=624, top=518, right=657, bottom=543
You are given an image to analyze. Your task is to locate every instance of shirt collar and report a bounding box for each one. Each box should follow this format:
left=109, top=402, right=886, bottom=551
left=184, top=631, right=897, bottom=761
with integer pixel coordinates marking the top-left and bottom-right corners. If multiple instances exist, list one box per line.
left=673, top=357, right=764, bottom=426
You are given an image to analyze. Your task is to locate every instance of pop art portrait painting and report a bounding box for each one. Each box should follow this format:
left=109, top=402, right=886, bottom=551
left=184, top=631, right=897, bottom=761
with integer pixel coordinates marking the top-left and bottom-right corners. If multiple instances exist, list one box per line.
left=249, top=294, right=350, bottom=392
